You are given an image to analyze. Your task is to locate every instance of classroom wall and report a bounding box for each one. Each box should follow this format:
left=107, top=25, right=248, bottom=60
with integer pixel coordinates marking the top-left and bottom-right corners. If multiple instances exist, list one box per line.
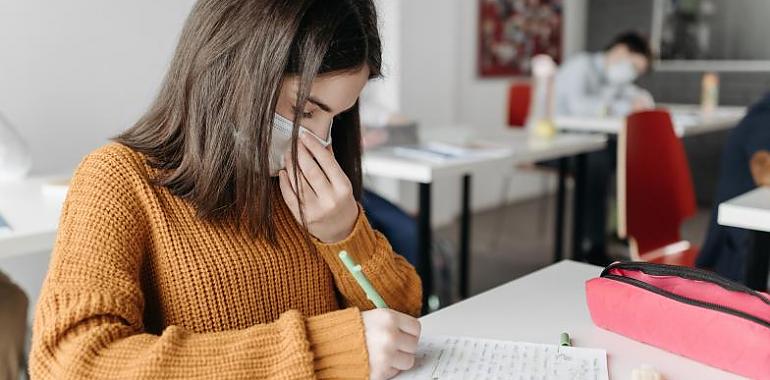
left=0, top=0, right=197, bottom=175
left=586, top=0, right=770, bottom=105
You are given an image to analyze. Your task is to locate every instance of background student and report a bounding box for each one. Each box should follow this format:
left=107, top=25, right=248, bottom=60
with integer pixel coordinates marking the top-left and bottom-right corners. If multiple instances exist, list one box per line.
left=553, top=31, right=654, bottom=264
left=554, top=31, right=654, bottom=118
left=699, top=92, right=770, bottom=281
left=29, top=1, right=422, bottom=379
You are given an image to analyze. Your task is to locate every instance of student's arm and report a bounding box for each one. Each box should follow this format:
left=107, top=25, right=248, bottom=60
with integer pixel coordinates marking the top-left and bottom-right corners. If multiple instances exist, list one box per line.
left=279, top=135, right=422, bottom=317
left=312, top=207, right=423, bottom=317
left=30, top=150, right=369, bottom=379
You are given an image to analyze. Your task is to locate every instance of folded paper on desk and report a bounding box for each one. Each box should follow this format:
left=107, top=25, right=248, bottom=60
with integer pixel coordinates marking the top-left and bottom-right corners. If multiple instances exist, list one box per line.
left=390, top=142, right=510, bottom=163
left=394, top=335, right=608, bottom=380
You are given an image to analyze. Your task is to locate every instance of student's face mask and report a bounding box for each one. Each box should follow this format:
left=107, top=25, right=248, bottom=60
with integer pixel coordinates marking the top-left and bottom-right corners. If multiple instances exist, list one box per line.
left=268, top=113, right=333, bottom=176
left=605, top=60, right=638, bottom=85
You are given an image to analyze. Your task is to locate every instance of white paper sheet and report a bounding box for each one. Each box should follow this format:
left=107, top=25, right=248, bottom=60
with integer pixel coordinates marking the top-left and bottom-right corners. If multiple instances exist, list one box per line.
left=394, top=336, right=609, bottom=380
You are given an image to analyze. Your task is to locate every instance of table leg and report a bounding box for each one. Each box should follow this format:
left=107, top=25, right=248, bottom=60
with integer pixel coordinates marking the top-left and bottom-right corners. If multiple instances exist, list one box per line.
left=571, top=154, right=587, bottom=262
left=553, top=158, right=568, bottom=263
left=417, top=182, right=434, bottom=312
left=460, top=175, right=472, bottom=299
left=746, top=231, right=770, bottom=291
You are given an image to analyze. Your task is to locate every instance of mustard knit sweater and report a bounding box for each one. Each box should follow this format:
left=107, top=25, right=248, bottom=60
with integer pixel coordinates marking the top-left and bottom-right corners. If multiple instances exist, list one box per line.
left=29, top=143, right=422, bottom=379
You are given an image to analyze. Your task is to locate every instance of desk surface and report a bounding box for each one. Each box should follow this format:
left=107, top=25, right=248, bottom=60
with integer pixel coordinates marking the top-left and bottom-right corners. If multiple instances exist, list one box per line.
left=363, top=128, right=606, bottom=183
left=718, top=187, right=770, bottom=232
left=555, top=104, right=746, bottom=137
left=0, top=177, right=66, bottom=259
left=420, top=260, right=744, bottom=380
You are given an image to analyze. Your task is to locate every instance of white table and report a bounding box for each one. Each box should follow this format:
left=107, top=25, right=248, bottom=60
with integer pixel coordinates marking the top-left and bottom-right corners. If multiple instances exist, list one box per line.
left=555, top=104, right=746, bottom=136
left=718, top=187, right=770, bottom=290
left=364, top=129, right=607, bottom=182
left=364, top=128, right=607, bottom=302
left=421, top=260, right=745, bottom=380
left=0, top=177, right=67, bottom=259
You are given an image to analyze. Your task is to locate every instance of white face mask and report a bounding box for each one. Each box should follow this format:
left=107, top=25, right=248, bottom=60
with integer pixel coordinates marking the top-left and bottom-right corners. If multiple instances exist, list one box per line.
left=605, top=60, right=638, bottom=85
left=268, top=113, right=332, bottom=176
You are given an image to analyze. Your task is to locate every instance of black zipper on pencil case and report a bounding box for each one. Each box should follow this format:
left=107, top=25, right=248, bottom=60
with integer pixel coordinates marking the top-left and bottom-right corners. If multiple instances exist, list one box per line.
left=603, top=273, right=770, bottom=330
left=601, top=261, right=770, bottom=305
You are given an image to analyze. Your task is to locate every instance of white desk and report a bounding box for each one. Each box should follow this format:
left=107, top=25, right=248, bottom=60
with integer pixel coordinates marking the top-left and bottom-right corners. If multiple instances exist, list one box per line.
left=364, top=129, right=607, bottom=182
left=0, top=177, right=67, bottom=259
left=555, top=104, right=746, bottom=137
left=364, top=128, right=607, bottom=302
left=421, top=260, right=745, bottom=380
left=718, top=187, right=770, bottom=290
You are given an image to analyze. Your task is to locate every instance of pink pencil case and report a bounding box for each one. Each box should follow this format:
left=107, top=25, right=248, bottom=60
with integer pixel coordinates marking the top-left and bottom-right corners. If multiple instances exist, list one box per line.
left=585, top=261, right=770, bottom=379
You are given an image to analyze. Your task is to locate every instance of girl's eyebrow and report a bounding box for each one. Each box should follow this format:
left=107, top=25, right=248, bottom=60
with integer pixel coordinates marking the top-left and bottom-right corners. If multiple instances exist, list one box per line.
left=307, top=96, right=332, bottom=113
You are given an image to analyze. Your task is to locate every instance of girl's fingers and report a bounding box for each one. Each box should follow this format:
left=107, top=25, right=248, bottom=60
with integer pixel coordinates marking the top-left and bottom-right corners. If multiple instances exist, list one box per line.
left=297, top=172, right=319, bottom=205
left=300, top=133, right=349, bottom=191
left=397, top=314, right=421, bottom=337
left=282, top=157, right=319, bottom=215
left=395, top=333, right=420, bottom=354
left=283, top=153, right=298, bottom=194
left=284, top=151, right=317, bottom=197
left=381, top=368, right=400, bottom=380
left=297, top=139, right=333, bottom=196
left=390, top=350, right=416, bottom=371
left=278, top=170, right=299, bottom=214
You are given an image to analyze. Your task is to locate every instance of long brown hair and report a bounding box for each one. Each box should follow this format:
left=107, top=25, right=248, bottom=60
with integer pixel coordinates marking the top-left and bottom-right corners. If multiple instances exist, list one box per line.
left=116, top=0, right=381, bottom=239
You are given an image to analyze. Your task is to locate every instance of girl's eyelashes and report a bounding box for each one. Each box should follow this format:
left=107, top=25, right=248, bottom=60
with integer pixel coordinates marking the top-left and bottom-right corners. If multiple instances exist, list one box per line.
left=292, top=106, right=314, bottom=119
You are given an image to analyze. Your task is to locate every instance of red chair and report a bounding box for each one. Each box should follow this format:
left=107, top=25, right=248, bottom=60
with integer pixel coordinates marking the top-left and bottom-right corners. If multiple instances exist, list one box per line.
left=507, top=82, right=531, bottom=128
left=618, top=110, right=698, bottom=266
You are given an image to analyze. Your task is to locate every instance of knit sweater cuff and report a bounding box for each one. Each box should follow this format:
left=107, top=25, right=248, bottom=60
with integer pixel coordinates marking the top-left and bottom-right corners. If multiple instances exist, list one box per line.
left=306, top=308, right=369, bottom=379
left=313, top=206, right=377, bottom=264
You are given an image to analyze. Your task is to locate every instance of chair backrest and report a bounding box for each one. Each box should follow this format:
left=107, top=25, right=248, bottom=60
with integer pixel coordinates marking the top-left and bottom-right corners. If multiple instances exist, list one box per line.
left=618, top=110, right=697, bottom=256
left=507, top=82, right=531, bottom=128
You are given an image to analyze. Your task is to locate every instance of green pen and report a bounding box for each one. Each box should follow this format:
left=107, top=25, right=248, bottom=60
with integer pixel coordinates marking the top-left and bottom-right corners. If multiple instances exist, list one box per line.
left=560, top=332, right=572, bottom=347
left=338, top=251, right=388, bottom=308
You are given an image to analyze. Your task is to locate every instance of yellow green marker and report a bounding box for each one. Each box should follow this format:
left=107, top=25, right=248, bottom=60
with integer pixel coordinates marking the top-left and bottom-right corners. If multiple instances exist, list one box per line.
left=338, top=251, right=388, bottom=309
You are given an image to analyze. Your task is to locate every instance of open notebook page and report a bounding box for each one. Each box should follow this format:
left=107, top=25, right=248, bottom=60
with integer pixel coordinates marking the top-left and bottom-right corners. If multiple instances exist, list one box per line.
left=394, top=335, right=608, bottom=380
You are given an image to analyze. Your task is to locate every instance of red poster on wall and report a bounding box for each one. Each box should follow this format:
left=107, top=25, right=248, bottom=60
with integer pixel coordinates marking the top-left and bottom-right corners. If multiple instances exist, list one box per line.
left=479, top=0, right=563, bottom=77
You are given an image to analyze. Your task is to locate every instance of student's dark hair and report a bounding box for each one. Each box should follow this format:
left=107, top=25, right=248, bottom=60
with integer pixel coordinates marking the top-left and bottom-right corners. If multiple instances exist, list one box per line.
left=605, top=31, right=653, bottom=63
left=115, top=0, right=381, bottom=240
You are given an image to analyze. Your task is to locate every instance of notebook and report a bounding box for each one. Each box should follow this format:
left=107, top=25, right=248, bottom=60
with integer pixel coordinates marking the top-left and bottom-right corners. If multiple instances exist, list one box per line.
left=394, top=335, right=609, bottom=380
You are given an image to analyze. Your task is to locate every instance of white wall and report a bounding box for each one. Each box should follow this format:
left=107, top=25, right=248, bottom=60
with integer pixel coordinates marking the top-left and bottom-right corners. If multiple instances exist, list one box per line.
left=0, top=0, right=196, bottom=175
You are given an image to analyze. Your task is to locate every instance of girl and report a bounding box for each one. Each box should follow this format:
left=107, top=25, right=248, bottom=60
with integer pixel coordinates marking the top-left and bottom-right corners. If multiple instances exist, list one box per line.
left=30, top=0, right=422, bottom=379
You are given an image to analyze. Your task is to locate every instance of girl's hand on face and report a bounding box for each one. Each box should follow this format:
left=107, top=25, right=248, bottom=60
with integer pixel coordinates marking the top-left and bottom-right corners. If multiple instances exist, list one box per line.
left=278, top=132, right=359, bottom=243
left=361, top=309, right=421, bottom=380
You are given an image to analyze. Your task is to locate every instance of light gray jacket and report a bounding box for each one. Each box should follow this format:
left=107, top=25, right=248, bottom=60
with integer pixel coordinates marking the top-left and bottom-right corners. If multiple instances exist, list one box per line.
left=554, top=52, right=652, bottom=117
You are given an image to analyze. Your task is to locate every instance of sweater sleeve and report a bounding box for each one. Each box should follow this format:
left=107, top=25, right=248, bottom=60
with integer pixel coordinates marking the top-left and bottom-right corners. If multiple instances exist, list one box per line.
left=29, top=147, right=369, bottom=380
left=312, top=207, right=423, bottom=317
